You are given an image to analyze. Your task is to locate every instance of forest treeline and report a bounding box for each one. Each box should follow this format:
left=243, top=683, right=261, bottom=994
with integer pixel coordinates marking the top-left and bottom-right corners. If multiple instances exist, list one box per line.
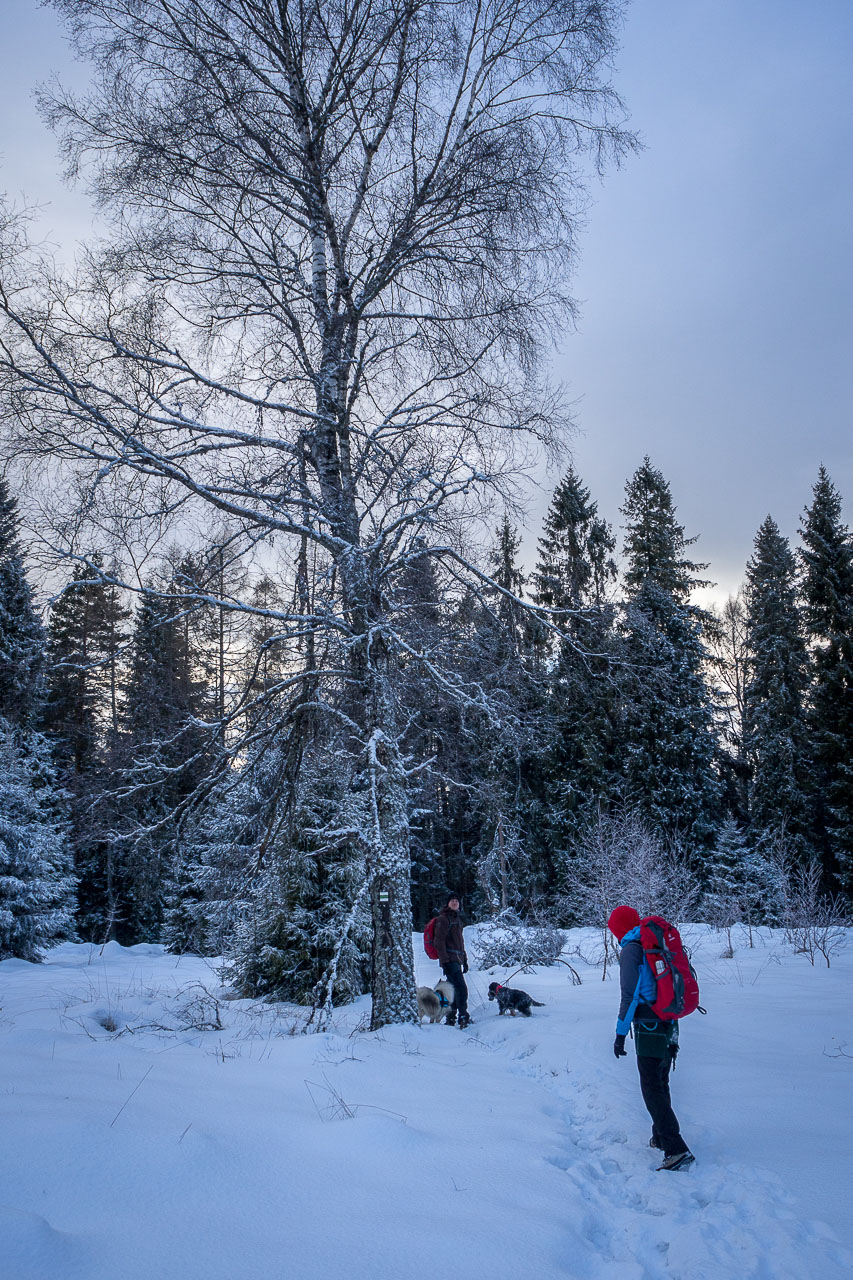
left=1, top=458, right=850, bottom=1000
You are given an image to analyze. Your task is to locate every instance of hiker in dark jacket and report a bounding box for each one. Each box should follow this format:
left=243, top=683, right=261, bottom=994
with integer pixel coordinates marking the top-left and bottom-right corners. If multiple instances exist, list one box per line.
left=608, top=905, right=694, bottom=1172
left=433, top=893, right=471, bottom=1028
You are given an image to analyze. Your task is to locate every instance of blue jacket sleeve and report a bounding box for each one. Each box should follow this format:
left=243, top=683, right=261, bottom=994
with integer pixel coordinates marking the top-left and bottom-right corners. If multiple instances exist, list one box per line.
left=616, top=940, right=644, bottom=1036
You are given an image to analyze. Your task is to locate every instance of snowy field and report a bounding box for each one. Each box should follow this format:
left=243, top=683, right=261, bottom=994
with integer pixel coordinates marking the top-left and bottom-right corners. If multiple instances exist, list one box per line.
left=1, top=926, right=851, bottom=1280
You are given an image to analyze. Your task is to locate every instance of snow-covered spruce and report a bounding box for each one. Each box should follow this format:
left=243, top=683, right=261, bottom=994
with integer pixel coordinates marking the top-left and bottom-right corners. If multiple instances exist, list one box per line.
left=743, top=515, right=812, bottom=856
left=0, top=720, right=76, bottom=960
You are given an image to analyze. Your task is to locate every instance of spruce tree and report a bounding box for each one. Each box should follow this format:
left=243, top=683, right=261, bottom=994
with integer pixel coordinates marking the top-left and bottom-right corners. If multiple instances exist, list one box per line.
left=709, top=591, right=750, bottom=824
left=0, top=480, right=76, bottom=958
left=456, top=517, right=544, bottom=910
left=618, top=459, right=720, bottom=854
left=799, top=468, right=853, bottom=891
left=489, top=516, right=536, bottom=658
left=534, top=468, right=616, bottom=625
left=0, top=724, right=76, bottom=960
left=243, top=576, right=289, bottom=699
left=45, top=559, right=131, bottom=938
left=743, top=516, right=811, bottom=855
left=702, top=817, right=778, bottom=948
left=46, top=558, right=129, bottom=758
left=47, top=561, right=110, bottom=773
left=391, top=544, right=465, bottom=923
left=0, top=481, right=46, bottom=727
left=168, top=721, right=372, bottom=1010
left=532, top=469, right=619, bottom=857
left=117, top=563, right=215, bottom=942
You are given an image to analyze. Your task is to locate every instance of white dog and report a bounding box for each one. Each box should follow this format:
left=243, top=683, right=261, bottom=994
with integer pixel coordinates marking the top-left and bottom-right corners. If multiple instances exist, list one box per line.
left=416, top=986, right=442, bottom=1023
left=434, top=979, right=455, bottom=1022
left=417, top=981, right=456, bottom=1023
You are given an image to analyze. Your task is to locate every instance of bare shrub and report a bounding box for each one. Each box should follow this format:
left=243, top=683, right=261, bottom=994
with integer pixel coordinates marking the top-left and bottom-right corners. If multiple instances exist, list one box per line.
left=556, top=809, right=701, bottom=977
left=175, top=986, right=225, bottom=1031
left=781, top=859, right=848, bottom=968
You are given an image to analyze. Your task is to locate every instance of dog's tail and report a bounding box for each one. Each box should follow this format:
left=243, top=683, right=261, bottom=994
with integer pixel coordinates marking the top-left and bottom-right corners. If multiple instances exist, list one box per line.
left=530, top=999, right=545, bottom=1006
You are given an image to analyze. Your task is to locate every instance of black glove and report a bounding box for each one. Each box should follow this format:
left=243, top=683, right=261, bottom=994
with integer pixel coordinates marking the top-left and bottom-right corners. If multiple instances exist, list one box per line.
left=462, top=960, right=469, bottom=974
left=613, top=1034, right=627, bottom=1058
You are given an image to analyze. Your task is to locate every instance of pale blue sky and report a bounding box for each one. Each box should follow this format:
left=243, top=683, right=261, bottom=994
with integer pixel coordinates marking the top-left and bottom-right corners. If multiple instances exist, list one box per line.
left=1, top=0, right=851, bottom=602
left=551, top=0, right=853, bottom=601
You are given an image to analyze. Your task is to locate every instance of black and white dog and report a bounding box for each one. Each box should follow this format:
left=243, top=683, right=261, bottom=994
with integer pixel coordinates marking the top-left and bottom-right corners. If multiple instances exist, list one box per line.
left=488, top=981, right=545, bottom=1017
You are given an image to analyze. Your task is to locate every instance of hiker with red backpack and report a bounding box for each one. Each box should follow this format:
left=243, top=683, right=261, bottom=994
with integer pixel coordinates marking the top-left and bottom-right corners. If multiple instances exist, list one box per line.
left=427, top=893, right=471, bottom=1028
left=608, top=905, right=697, bottom=1172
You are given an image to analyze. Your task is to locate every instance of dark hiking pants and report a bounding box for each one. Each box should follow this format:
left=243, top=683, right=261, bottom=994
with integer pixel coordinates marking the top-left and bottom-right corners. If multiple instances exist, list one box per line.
left=636, top=1050, right=688, bottom=1157
left=442, top=961, right=468, bottom=1019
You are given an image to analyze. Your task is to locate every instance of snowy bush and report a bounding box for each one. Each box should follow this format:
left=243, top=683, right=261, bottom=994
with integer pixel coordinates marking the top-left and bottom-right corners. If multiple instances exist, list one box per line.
left=166, top=744, right=371, bottom=1012
left=557, top=809, right=699, bottom=925
left=220, top=845, right=371, bottom=1010
left=702, top=818, right=786, bottom=954
left=0, top=721, right=77, bottom=960
left=554, top=809, right=700, bottom=976
left=471, top=910, right=566, bottom=971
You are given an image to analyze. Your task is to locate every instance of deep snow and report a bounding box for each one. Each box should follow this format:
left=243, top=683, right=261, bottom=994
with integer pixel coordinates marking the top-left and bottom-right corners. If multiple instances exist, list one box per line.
left=1, top=925, right=851, bottom=1280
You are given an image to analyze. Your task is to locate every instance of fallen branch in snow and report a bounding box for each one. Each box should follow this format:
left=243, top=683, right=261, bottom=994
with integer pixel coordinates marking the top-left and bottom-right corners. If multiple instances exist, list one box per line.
left=554, top=958, right=584, bottom=987
left=492, top=956, right=582, bottom=991
left=822, top=1041, right=852, bottom=1060
left=62, top=1015, right=101, bottom=1041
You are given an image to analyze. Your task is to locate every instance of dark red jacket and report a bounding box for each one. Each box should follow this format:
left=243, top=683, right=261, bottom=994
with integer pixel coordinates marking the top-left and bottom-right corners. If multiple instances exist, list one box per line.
left=433, top=907, right=467, bottom=967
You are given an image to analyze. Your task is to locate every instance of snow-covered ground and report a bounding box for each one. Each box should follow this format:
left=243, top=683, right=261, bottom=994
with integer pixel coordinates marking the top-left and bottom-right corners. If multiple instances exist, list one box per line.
left=1, top=926, right=851, bottom=1280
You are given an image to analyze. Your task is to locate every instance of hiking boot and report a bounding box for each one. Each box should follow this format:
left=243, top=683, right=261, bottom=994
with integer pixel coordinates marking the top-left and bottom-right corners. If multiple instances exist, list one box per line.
left=657, top=1151, right=695, bottom=1172
left=457, top=1013, right=472, bottom=1029
left=444, top=1012, right=457, bottom=1026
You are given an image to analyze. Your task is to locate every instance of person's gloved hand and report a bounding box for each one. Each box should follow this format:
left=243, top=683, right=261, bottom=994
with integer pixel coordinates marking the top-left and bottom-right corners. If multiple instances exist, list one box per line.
left=462, top=960, right=469, bottom=973
left=613, top=1034, right=628, bottom=1058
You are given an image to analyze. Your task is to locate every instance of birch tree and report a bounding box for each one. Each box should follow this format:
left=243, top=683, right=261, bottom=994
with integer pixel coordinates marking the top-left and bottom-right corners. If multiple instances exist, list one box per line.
left=0, top=0, right=634, bottom=1025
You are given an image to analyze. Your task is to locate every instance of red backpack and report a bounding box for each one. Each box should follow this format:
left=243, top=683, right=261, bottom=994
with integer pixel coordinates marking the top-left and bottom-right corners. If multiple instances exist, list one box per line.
left=639, top=916, right=700, bottom=1021
left=423, top=917, right=439, bottom=960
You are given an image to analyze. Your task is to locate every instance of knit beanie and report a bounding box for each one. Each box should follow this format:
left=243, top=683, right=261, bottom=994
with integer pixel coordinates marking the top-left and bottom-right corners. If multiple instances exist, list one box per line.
left=445, top=891, right=461, bottom=907
left=607, top=905, right=641, bottom=942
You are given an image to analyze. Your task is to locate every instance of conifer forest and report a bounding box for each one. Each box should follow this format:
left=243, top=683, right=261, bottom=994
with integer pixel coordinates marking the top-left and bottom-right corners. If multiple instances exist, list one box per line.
left=0, top=0, right=850, bottom=1033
